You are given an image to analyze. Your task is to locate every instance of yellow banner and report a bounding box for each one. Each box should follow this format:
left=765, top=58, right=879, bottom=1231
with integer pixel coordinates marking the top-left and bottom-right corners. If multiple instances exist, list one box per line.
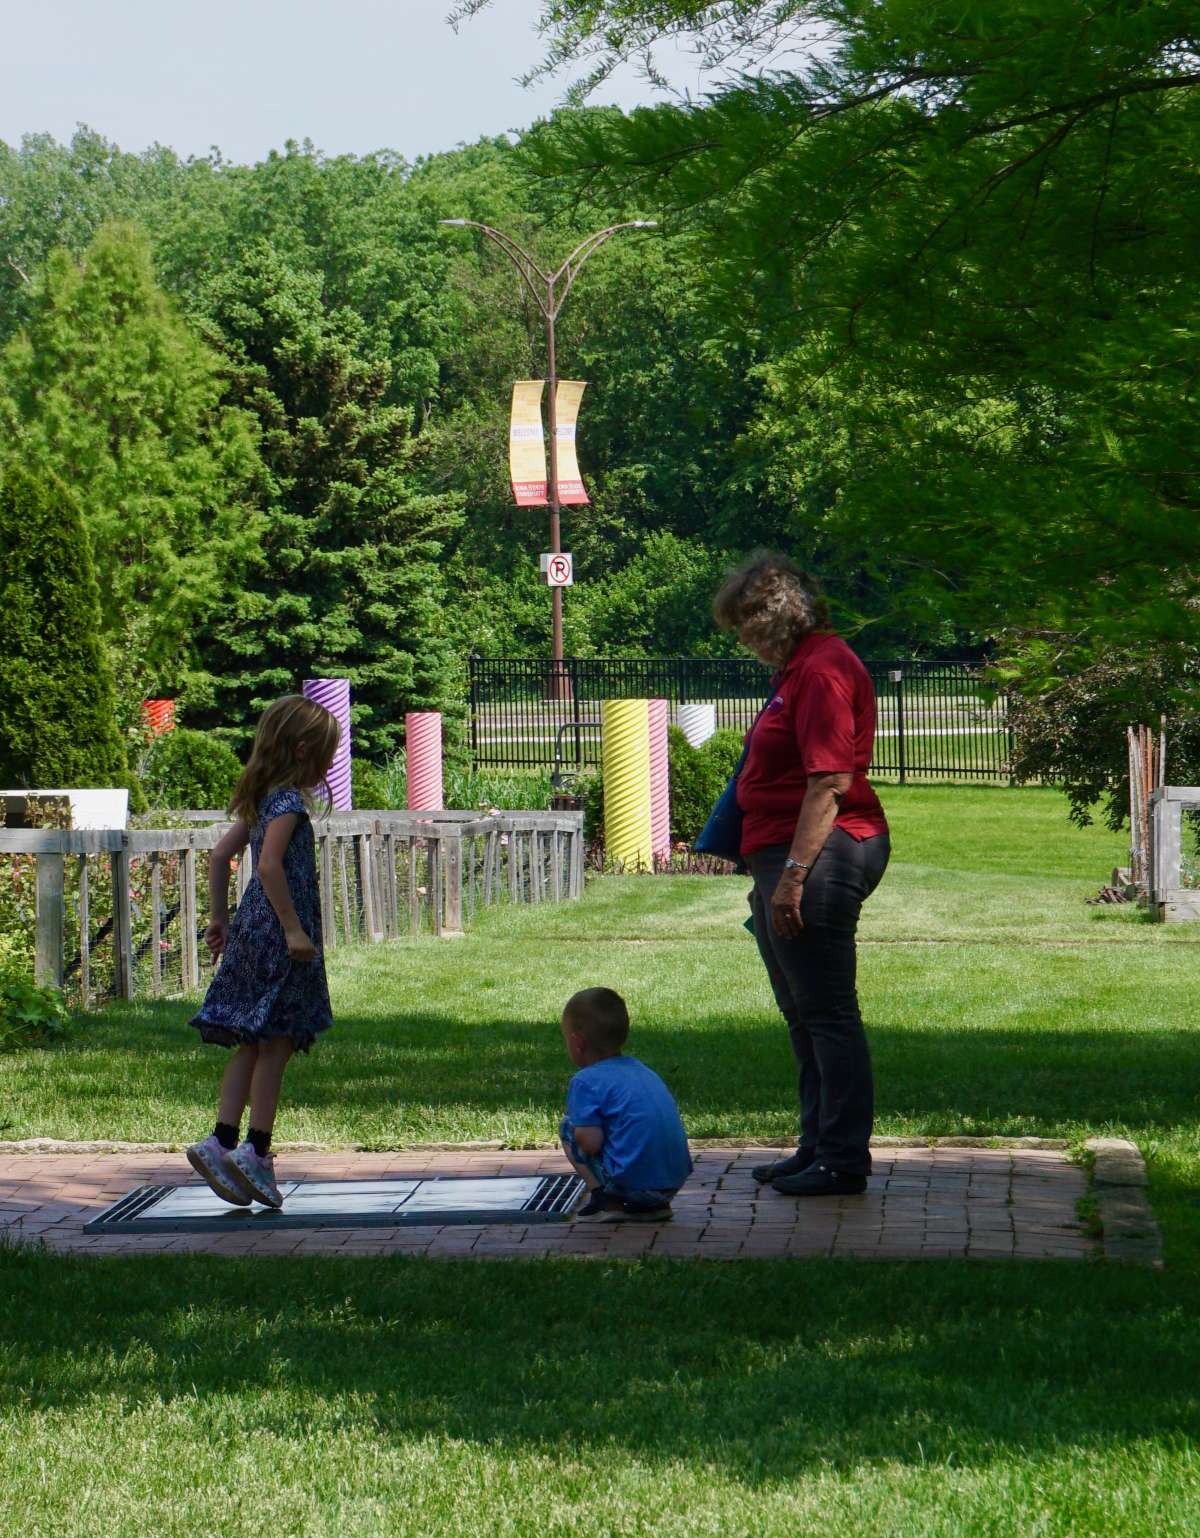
left=509, top=380, right=547, bottom=506
left=555, top=380, right=589, bottom=505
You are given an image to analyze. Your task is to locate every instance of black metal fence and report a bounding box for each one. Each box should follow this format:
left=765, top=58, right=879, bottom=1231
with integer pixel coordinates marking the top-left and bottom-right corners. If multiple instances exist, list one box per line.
left=468, top=656, right=1013, bottom=783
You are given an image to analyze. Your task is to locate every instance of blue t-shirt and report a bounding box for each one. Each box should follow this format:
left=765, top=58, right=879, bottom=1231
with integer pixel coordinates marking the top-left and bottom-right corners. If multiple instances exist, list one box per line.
left=566, top=1055, right=692, bottom=1193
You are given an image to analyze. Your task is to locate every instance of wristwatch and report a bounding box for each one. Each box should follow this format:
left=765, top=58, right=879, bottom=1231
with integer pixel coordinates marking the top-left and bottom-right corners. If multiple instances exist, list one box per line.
left=784, top=858, right=811, bottom=873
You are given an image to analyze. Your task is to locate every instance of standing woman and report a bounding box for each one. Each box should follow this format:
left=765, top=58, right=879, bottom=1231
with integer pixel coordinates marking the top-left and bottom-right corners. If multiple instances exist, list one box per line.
left=715, top=553, right=890, bottom=1197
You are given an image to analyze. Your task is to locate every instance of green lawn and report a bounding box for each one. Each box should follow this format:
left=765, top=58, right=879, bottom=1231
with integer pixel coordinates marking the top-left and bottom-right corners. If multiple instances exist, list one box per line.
left=3, top=786, right=1200, bottom=1536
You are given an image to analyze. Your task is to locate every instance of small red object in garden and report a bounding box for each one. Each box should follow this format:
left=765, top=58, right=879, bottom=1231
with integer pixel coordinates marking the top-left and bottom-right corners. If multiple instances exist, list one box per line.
left=142, top=700, right=176, bottom=738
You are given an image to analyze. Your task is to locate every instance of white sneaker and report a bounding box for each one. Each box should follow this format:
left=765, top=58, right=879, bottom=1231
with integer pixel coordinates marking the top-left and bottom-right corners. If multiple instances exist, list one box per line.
left=186, top=1134, right=251, bottom=1206
left=225, top=1143, right=284, bottom=1209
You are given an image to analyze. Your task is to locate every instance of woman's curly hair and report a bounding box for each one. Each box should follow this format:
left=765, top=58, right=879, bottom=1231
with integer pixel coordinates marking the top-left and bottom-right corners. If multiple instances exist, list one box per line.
left=713, top=552, right=830, bottom=665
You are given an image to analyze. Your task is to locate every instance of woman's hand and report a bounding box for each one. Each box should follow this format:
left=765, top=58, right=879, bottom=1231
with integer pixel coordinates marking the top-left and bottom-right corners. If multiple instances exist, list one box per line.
left=203, top=920, right=228, bottom=959
left=286, top=927, right=317, bottom=964
left=770, top=870, right=806, bottom=938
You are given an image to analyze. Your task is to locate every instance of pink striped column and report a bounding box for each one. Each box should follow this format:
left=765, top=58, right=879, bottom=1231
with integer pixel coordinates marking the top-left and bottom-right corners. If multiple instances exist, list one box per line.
left=303, top=678, right=352, bottom=810
left=406, top=711, right=444, bottom=811
left=648, top=698, right=671, bottom=861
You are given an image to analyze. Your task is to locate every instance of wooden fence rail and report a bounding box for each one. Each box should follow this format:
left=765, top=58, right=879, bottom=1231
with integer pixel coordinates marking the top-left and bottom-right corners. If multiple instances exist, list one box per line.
left=2, top=810, right=584, bottom=1006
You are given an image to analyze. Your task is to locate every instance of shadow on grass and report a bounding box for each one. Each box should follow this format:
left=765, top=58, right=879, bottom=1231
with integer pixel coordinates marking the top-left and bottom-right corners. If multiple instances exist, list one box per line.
left=1, top=1247, right=1196, bottom=1476
left=57, top=1000, right=1200, bottom=1138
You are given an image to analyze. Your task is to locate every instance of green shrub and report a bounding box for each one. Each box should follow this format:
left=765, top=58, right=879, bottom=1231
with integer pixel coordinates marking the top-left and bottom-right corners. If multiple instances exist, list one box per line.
left=364, top=751, right=554, bottom=813
left=352, top=759, right=392, bottom=810
left=577, top=726, right=745, bottom=847
left=668, top=726, right=744, bottom=843
left=141, top=728, right=241, bottom=811
left=579, top=769, right=604, bottom=843
left=0, top=465, right=130, bottom=791
left=0, top=976, right=71, bottom=1052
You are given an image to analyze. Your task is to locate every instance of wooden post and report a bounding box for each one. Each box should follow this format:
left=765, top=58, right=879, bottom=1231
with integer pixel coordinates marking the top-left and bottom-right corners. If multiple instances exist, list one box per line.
left=409, top=837, right=421, bottom=934
left=384, top=831, right=399, bottom=935
left=357, top=833, right=379, bottom=941
left=182, top=846, right=200, bottom=991
left=551, top=830, right=562, bottom=902
left=112, top=840, right=134, bottom=1000
left=444, top=831, right=464, bottom=934
left=570, top=823, right=584, bottom=899
left=530, top=831, right=543, bottom=903
left=78, top=855, right=91, bottom=1007
left=429, top=838, right=443, bottom=937
left=482, top=830, right=496, bottom=907
left=508, top=831, right=521, bottom=904
left=35, top=850, right=65, bottom=989
left=319, top=830, right=335, bottom=949
left=338, top=838, right=353, bottom=944
left=150, top=852, right=162, bottom=997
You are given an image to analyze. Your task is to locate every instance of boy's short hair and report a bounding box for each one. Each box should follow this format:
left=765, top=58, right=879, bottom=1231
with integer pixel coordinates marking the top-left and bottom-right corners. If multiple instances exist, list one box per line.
left=564, top=987, right=630, bottom=1053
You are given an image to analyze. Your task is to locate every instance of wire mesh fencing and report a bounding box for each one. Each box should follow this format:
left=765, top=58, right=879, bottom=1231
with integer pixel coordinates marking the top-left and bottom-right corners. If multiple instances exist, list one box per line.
left=5, top=811, right=585, bottom=1011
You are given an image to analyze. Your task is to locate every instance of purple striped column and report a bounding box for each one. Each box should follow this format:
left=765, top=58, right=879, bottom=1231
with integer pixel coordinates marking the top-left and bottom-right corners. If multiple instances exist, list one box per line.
left=406, top=711, right=444, bottom=811
left=648, top=698, right=671, bottom=861
left=303, top=677, right=352, bottom=810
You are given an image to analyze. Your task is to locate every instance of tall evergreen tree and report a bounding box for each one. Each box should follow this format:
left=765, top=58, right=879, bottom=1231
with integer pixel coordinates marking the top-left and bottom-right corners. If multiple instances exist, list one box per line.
left=186, top=242, right=461, bottom=756
left=0, top=221, right=264, bottom=699
left=0, top=465, right=129, bottom=790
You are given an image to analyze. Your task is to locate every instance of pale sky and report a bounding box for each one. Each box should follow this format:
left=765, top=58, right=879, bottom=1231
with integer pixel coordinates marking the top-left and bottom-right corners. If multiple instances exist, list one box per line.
left=1, top=0, right=708, bottom=164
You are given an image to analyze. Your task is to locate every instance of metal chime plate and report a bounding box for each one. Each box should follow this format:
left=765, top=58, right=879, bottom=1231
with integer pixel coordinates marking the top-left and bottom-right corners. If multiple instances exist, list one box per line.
left=84, top=1174, right=585, bottom=1234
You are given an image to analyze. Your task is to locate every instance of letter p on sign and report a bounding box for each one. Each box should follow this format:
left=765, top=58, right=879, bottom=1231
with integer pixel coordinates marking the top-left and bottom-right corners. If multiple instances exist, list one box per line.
left=541, top=552, right=574, bottom=587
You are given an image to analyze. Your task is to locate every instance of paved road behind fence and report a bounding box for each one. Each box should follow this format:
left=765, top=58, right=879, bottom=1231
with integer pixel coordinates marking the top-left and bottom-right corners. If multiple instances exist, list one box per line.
left=469, top=657, right=1012, bottom=782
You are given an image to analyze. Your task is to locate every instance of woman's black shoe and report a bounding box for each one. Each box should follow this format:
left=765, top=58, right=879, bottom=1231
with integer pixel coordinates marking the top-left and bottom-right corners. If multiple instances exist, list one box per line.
left=751, top=1148, right=816, bottom=1183
left=772, top=1164, right=868, bottom=1197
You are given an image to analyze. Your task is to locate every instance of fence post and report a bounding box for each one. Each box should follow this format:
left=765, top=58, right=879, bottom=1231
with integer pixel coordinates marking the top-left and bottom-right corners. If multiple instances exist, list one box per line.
left=150, top=852, right=162, bottom=997
left=182, top=846, right=200, bottom=991
left=444, top=830, right=464, bottom=934
left=78, top=855, right=92, bottom=1007
left=319, top=830, right=335, bottom=949
left=889, top=669, right=906, bottom=785
left=338, top=839, right=353, bottom=944
left=34, top=849, right=65, bottom=989
left=429, top=838, right=443, bottom=936
left=357, top=833, right=379, bottom=941
left=468, top=654, right=480, bottom=762
left=508, top=830, right=521, bottom=903
left=112, top=837, right=134, bottom=1000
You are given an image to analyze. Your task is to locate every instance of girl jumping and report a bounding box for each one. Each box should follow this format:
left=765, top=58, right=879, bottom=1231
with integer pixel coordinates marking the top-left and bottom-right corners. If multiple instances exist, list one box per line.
left=185, top=695, right=340, bottom=1209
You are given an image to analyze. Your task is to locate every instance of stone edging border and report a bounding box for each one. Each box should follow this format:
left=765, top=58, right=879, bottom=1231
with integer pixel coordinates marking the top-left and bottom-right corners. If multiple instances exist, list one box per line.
left=0, top=1134, right=1072, bottom=1155
left=1085, top=1136, right=1163, bottom=1269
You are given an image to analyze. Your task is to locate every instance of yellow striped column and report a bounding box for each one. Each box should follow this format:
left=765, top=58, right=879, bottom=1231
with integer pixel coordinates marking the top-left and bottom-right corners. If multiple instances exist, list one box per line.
left=602, top=698, right=652, bottom=871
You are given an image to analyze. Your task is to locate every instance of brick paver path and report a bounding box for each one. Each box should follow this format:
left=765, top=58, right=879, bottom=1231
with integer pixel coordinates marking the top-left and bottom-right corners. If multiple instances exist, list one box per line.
left=0, top=1144, right=1096, bottom=1261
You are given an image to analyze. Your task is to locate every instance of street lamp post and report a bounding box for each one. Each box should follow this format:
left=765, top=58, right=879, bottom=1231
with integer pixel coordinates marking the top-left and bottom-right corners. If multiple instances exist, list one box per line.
left=440, top=218, right=657, bottom=697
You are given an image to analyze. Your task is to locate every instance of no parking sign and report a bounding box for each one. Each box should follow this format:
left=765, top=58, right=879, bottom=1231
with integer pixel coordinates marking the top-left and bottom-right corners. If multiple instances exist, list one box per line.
left=540, top=552, right=574, bottom=587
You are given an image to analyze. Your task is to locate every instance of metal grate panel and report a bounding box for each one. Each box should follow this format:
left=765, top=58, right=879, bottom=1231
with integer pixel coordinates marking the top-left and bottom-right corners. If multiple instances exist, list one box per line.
left=83, top=1174, right=587, bottom=1235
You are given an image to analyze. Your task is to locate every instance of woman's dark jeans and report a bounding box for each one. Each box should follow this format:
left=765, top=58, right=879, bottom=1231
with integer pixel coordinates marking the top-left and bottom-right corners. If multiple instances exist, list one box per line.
left=747, top=829, right=890, bottom=1176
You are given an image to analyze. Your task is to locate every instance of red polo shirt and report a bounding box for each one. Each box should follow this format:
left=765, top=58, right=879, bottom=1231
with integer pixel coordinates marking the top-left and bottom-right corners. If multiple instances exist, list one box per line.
left=737, top=632, right=888, bottom=856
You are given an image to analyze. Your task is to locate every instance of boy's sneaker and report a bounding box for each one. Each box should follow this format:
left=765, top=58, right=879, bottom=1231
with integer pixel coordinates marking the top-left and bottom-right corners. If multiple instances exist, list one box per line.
left=185, top=1135, right=251, bottom=1206
left=611, top=1193, right=673, bottom=1223
left=574, top=1190, right=624, bottom=1221
left=225, top=1143, right=284, bottom=1209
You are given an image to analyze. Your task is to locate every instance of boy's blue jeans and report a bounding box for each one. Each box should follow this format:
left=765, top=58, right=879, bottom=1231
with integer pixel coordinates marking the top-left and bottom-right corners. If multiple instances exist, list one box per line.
left=559, top=1117, right=680, bottom=1205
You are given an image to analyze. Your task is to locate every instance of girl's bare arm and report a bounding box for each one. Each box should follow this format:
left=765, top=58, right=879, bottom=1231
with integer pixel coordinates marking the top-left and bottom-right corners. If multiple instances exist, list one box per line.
left=204, top=820, right=250, bottom=957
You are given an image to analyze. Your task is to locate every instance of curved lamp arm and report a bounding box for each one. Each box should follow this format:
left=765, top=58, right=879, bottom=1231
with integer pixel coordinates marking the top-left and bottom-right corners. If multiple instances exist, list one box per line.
left=440, top=218, right=658, bottom=319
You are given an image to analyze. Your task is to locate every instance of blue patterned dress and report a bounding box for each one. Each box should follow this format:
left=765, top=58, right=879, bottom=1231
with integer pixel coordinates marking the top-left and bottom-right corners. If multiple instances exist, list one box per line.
left=190, top=787, right=333, bottom=1053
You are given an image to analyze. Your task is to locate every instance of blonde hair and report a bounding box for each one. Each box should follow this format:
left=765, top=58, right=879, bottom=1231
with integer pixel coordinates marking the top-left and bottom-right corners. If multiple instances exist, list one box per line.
left=228, top=696, right=341, bottom=827
left=564, top=987, right=630, bottom=1054
left=713, top=551, right=830, bottom=666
